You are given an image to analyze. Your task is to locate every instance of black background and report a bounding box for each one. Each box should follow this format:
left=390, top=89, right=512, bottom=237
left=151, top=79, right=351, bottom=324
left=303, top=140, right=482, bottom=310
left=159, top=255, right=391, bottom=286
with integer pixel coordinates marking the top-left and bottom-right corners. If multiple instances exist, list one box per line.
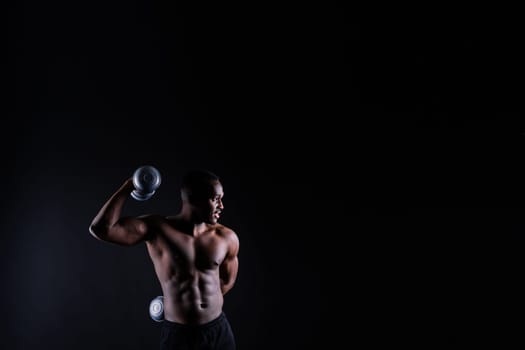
left=4, top=2, right=525, bottom=348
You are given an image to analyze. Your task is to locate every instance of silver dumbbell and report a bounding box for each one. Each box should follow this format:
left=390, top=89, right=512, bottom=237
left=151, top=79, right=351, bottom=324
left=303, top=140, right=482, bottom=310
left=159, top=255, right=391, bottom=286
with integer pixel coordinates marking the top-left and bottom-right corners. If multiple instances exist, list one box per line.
left=131, top=165, right=162, bottom=201
left=149, top=295, right=164, bottom=322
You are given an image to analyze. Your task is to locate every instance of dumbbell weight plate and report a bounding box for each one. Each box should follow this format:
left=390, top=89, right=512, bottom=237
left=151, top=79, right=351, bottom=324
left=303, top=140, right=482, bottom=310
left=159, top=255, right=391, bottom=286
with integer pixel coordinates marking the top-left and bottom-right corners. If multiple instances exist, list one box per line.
left=131, top=165, right=161, bottom=201
left=149, top=295, right=164, bottom=322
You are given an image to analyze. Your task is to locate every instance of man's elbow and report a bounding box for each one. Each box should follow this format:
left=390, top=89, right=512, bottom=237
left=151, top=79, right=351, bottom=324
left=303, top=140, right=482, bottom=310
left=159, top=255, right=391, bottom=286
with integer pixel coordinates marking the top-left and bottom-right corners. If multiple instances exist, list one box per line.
left=221, top=280, right=235, bottom=295
left=89, top=223, right=108, bottom=241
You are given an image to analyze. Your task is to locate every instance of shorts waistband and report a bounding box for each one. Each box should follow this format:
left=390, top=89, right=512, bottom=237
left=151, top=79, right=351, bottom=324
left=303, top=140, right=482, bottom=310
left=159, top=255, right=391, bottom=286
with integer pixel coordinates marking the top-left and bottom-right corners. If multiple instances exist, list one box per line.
left=162, top=312, right=226, bottom=330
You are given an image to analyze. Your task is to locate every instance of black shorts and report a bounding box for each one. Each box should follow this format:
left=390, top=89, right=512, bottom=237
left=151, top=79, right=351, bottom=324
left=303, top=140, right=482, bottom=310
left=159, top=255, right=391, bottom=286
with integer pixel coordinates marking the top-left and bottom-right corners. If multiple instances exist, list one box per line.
left=160, top=312, right=236, bottom=350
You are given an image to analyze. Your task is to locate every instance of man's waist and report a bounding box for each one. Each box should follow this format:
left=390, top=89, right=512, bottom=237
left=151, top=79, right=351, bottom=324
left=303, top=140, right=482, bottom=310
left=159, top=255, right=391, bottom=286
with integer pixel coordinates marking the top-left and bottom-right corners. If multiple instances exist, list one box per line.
left=162, top=311, right=227, bottom=329
left=163, top=298, right=224, bottom=325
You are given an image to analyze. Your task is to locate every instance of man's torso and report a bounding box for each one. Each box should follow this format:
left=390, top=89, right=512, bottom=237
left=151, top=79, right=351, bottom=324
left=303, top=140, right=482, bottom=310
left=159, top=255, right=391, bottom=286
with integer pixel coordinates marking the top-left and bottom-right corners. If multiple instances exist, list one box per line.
left=145, top=217, right=230, bottom=324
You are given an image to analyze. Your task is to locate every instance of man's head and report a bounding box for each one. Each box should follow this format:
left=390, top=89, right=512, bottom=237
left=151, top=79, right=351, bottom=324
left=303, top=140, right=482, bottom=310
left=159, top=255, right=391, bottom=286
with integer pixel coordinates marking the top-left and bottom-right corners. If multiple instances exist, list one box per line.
left=181, top=169, right=224, bottom=224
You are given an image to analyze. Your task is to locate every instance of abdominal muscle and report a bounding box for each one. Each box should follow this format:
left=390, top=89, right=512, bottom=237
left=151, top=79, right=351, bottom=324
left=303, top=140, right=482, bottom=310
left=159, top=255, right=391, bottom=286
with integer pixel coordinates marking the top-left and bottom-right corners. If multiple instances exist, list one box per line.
left=161, top=269, right=224, bottom=325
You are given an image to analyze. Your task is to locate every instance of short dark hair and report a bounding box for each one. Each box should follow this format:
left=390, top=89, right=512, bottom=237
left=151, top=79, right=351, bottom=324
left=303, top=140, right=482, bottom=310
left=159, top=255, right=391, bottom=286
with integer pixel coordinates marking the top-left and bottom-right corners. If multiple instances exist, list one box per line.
left=181, top=169, right=220, bottom=199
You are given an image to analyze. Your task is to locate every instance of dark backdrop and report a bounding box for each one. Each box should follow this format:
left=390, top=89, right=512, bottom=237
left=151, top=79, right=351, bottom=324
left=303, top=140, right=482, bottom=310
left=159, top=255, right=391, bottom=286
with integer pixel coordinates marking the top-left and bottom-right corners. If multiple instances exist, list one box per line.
left=4, top=2, right=525, bottom=349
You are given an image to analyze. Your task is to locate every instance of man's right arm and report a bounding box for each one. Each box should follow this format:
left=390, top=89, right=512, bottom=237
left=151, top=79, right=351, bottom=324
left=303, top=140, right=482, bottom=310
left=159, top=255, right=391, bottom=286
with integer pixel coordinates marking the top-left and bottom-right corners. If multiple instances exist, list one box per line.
left=89, top=178, right=152, bottom=246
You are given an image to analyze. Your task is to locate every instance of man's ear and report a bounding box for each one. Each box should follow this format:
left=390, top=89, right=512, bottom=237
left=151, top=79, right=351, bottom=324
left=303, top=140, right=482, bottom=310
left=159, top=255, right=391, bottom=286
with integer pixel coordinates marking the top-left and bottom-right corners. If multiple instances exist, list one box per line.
left=181, top=189, right=190, bottom=202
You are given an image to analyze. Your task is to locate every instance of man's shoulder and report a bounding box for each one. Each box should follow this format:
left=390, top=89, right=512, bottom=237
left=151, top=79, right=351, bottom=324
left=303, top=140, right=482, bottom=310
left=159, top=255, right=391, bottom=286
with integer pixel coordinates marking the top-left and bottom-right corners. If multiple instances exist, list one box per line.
left=215, top=223, right=233, bottom=234
left=215, top=224, right=238, bottom=240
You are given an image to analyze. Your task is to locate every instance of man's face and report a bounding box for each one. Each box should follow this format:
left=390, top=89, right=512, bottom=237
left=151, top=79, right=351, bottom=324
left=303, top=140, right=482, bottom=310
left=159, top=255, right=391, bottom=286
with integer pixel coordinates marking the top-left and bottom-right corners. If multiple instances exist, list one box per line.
left=192, top=180, right=224, bottom=224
